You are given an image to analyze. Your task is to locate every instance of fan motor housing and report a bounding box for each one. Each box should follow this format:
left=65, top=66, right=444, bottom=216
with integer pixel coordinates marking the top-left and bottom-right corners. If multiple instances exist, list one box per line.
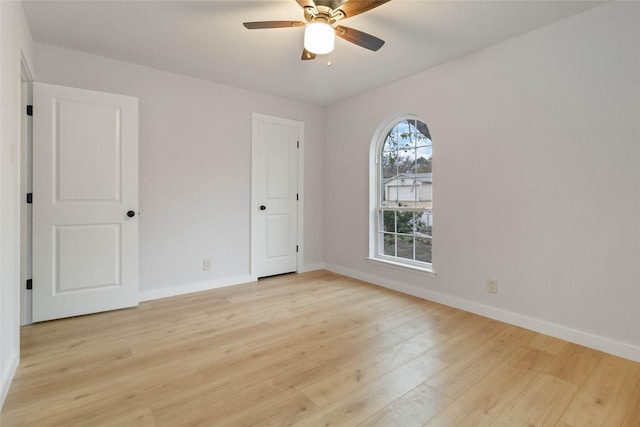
left=314, top=0, right=347, bottom=10
left=304, top=5, right=343, bottom=24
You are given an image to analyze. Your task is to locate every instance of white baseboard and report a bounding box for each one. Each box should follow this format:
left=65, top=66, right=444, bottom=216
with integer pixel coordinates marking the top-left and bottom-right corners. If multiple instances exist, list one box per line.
left=325, top=263, right=640, bottom=363
left=139, top=275, right=253, bottom=302
left=299, top=263, right=326, bottom=273
left=140, top=263, right=326, bottom=302
left=130, top=264, right=327, bottom=303
left=1, top=352, right=19, bottom=411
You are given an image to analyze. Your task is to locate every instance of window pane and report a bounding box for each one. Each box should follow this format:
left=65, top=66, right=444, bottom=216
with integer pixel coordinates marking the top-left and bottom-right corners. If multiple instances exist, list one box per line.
left=396, top=122, right=413, bottom=151
left=392, top=211, right=422, bottom=234
left=401, top=199, right=419, bottom=209
left=412, top=211, right=428, bottom=235
left=381, top=151, right=397, bottom=180
left=388, top=175, right=417, bottom=208
left=398, top=136, right=412, bottom=151
left=383, top=233, right=396, bottom=257
left=416, top=136, right=432, bottom=147
left=382, top=210, right=395, bottom=233
left=393, top=152, right=414, bottom=174
left=385, top=185, right=399, bottom=207
left=416, top=146, right=432, bottom=173
left=421, top=212, right=433, bottom=236
left=396, top=235, right=414, bottom=260
left=382, top=134, right=397, bottom=152
left=412, top=120, right=431, bottom=142
left=395, top=211, right=414, bottom=234
left=415, top=237, right=432, bottom=263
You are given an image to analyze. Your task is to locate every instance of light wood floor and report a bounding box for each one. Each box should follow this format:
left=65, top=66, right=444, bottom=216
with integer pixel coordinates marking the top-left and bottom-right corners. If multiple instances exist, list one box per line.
left=2, top=270, right=639, bottom=426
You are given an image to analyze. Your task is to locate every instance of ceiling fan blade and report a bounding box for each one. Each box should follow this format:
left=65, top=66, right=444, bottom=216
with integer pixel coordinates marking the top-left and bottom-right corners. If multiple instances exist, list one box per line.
left=243, top=21, right=305, bottom=29
left=296, top=0, right=317, bottom=10
left=336, top=0, right=391, bottom=19
left=301, top=48, right=317, bottom=61
left=335, top=25, right=385, bottom=51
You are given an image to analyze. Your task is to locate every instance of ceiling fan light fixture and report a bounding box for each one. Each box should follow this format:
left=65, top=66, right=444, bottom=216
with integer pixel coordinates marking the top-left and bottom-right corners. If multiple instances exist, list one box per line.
left=304, top=22, right=335, bottom=54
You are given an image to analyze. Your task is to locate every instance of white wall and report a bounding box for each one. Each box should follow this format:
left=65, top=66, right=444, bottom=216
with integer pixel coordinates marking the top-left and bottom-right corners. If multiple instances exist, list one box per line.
left=34, top=44, right=325, bottom=301
left=0, top=0, right=34, bottom=408
left=324, top=2, right=640, bottom=361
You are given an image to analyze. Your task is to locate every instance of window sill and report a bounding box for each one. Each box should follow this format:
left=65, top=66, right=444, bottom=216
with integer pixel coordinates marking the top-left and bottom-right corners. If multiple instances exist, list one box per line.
left=365, top=257, right=437, bottom=278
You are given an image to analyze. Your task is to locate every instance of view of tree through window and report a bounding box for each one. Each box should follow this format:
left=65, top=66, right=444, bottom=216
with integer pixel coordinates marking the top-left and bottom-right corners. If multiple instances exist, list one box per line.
left=378, top=118, right=432, bottom=265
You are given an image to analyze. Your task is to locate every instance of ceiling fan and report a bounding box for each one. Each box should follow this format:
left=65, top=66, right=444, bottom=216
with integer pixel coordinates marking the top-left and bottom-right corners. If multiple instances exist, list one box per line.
left=243, top=0, right=391, bottom=60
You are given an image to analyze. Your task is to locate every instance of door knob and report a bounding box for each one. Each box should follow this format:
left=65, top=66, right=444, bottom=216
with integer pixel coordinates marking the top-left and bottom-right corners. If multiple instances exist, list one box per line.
left=127, top=210, right=136, bottom=218
left=259, top=205, right=266, bottom=211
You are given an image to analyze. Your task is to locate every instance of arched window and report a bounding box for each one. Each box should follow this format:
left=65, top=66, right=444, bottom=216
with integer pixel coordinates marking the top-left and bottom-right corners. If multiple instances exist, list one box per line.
left=369, top=115, right=433, bottom=272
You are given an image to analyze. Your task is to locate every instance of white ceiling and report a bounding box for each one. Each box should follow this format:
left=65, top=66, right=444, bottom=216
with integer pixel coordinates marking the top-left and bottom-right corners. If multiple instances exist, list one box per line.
left=22, top=0, right=605, bottom=106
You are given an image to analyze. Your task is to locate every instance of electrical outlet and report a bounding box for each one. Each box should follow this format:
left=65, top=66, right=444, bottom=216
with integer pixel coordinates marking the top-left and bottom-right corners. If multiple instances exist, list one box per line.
left=203, top=258, right=212, bottom=271
left=487, top=279, right=498, bottom=294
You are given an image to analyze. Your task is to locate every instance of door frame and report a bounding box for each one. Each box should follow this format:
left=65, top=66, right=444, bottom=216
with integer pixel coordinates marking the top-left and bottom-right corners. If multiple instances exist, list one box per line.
left=19, top=54, right=33, bottom=325
left=250, top=113, right=304, bottom=282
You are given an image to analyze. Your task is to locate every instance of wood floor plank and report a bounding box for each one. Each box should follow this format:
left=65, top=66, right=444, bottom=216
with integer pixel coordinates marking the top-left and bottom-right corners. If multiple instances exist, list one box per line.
left=526, top=333, right=569, bottom=355
left=424, top=363, right=537, bottom=426
left=100, top=406, right=157, bottom=427
left=243, top=307, right=365, bottom=349
left=337, top=303, right=439, bottom=344
left=358, top=383, right=451, bottom=427
left=292, top=353, right=448, bottom=427
left=621, top=377, right=640, bottom=426
left=2, top=270, right=638, bottom=427
left=426, top=325, right=535, bottom=399
left=543, top=342, right=603, bottom=386
left=505, top=345, right=556, bottom=373
left=424, top=314, right=502, bottom=364
left=152, top=380, right=282, bottom=426
left=489, top=373, right=579, bottom=427
left=216, top=388, right=318, bottom=427
left=301, top=329, right=448, bottom=407
left=557, top=354, right=640, bottom=426
left=3, top=362, right=207, bottom=426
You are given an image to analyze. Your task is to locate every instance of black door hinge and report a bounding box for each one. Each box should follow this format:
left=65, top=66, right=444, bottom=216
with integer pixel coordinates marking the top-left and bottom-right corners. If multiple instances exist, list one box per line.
left=296, top=245, right=299, bottom=253
left=296, top=193, right=299, bottom=201
left=26, top=193, right=32, bottom=204
left=297, top=141, right=299, bottom=149
left=26, top=105, right=33, bottom=116
left=26, top=279, right=32, bottom=290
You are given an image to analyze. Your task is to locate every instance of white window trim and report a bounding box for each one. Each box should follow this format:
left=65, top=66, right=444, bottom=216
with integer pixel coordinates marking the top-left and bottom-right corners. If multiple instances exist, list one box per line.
left=365, top=256, right=437, bottom=277
left=368, top=113, right=435, bottom=275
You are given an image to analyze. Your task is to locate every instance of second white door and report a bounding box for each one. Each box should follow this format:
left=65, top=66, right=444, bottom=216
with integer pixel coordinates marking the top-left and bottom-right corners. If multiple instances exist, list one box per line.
left=251, top=113, right=301, bottom=279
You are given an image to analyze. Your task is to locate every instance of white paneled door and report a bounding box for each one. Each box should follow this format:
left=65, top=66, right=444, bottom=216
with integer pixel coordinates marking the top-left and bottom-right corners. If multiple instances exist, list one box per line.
left=251, top=114, right=302, bottom=279
left=32, top=83, right=139, bottom=322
